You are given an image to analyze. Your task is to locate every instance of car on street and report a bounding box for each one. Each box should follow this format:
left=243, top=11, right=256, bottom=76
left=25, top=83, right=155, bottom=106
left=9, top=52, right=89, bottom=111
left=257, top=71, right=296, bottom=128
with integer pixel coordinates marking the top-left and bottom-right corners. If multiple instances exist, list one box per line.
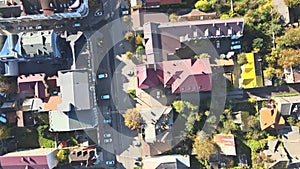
left=103, top=133, right=111, bottom=138
left=97, top=73, right=108, bottom=79
left=94, top=10, right=103, bottom=16
left=134, top=157, right=142, bottom=161
left=100, top=94, right=110, bottom=100
left=73, top=23, right=81, bottom=28
left=105, top=160, right=115, bottom=166
left=120, top=4, right=129, bottom=16
left=55, top=24, right=64, bottom=29
left=16, top=26, right=25, bottom=31
left=135, top=161, right=142, bottom=166
left=35, top=25, right=42, bottom=30
left=103, top=119, right=112, bottom=124
left=104, top=138, right=112, bottom=143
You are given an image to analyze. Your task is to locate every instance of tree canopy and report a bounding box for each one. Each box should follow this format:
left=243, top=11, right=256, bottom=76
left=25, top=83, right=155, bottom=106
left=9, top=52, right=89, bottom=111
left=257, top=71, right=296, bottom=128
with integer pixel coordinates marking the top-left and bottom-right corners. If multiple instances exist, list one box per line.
left=195, top=0, right=212, bottom=12
left=284, top=0, right=300, bottom=8
left=56, top=149, right=69, bottom=162
left=123, top=108, right=141, bottom=130
left=0, top=126, right=11, bottom=139
left=193, top=136, right=218, bottom=161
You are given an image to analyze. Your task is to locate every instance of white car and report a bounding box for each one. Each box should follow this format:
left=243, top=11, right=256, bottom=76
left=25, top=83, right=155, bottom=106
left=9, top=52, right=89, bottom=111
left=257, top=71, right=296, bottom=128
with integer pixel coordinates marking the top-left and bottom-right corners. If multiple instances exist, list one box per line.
left=104, top=133, right=111, bottom=138
left=104, top=138, right=112, bottom=143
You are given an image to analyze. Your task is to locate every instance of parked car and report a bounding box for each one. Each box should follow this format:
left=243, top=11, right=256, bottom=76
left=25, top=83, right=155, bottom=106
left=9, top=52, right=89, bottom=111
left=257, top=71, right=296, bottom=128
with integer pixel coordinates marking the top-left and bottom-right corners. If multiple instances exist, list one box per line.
left=120, top=4, right=129, bottom=16
left=103, top=133, right=111, bottom=138
left=16, top=26, right=25, bottom=31
left=106, top=160, right=115, bottom=166
left=104, top=138, right=112, bottom=143
left=73, top=23, right=81, bottom=28
left=35, top=25, right=42, bottom=30
left=134, top=157, right=142, bottom=161
left=94, top=10, right=103, bottom=16
left=26, top=26, right=33, bottom=30
left=55, top=24, right=64, bottom=29
left=97, top=73, right=108, bottom=79
left=134, top=161, right=142, bottom=166
left=100, top=94, right=110, bottom=100
left=103, top=119, right=112, bottom=124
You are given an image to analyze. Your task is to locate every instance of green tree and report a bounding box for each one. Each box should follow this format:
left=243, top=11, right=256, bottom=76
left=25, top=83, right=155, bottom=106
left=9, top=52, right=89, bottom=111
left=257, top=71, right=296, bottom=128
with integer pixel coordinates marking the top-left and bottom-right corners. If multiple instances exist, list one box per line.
left=276, top=27, right=300, bottom=49
left=193, top=53, right=211, bottom=59
left=37, top=125, right=55, bottom=148
left=278, top=48, right=300, bottom=68
left=284, top=0, right=300, bottom=8
left=56, top=149, right=69, bottom=162
left=287, top=116, right=295, bottom=126
left=135, top=34, right=143, bottom=46
left=195, top=0, right=212, bottom=12
left=193, top=136, right=218, bottom=161
left=169, top=13, right=177, bottom=22
left=125, top=51, right=133, bottom=60
left=123, top=108, right=141, bottom=130
left=237, top=53, right=247, bottom=65
left=124, top=31, right=134, bottom=41
left=172, top=100, right=185, bottom=113
left=0, top=126, right=11, bottom=139
left=136, top=45, right=145, bottom=57
left=252, top=38, right=264, bottom=51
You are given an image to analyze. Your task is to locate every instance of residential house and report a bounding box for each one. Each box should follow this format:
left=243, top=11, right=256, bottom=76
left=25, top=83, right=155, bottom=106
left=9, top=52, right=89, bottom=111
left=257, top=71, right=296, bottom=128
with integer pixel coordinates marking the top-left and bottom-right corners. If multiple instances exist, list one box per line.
left=177, top=9, right=217, bottom=21
left=0, top=148, right=58, bottom=169
left=0, top=0, right=22, bottom=18
left=274, top=96, right=300, bottom=118
left=273, top=0, right=300, bottom=25
left=214, top=134, right=236, bottom=156
left=239, top=53, right=263, bottom=89
left=265, top=126, right=300, bottom=167
left=49, top=69, right=97, bottom=132
left=0, top=31, right=65, bottom=76
left=210, top=134, right=236, bottom=168
left=136, top=58, right=212, bottom=93
left=143, top=155, right=190, bottom=169
left=142, top=18, right=244, bottom=63
left=0, top=0, right=88, bottom=21
left=143, top=0, right=182, bottom=8
left=140, top=106, right=173, bottom=143
left=69, top=147, right=96, bottom=167
left=259, top=108, right=285, bottom=130
left=18, top=74, right=48, bottom=100
left=132, top=9, right=169, bottom=31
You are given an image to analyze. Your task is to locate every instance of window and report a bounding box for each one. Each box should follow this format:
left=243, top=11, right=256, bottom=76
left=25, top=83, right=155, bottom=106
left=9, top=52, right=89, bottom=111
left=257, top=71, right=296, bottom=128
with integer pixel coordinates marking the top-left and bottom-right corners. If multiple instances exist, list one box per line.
left=216, top=40, right=220, bottom=49
left=181, top=87, right=185, bottom=91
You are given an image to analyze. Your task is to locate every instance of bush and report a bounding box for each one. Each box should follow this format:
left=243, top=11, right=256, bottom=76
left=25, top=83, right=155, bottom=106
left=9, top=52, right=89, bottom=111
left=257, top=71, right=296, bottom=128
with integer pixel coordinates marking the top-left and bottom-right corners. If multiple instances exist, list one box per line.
left=135, top=34, right=143, bottom=45
left=128, top=89, right=136, bottom=99
left=125, top=51, right=133, bottom=60
left=37, top=125, right=55, bottom=148
left=56, top=149, right=69, bottom=162
left=237, top=53, right=247, bottom=65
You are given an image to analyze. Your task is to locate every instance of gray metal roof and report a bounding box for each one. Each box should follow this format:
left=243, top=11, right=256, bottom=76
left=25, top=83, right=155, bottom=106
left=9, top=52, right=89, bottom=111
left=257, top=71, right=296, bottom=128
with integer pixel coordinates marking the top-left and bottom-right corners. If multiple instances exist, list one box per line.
left=57, top=69, right=91, bottom=111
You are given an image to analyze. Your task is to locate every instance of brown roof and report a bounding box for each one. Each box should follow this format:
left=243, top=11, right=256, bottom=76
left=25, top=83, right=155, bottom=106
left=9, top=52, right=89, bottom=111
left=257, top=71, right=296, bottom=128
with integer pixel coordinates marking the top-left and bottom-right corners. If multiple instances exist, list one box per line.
left=44, top=96, right=61, bottom=111
left=259, top=108, right=285, bottom=130
left=145, top=0, right=181, bottom=6
left=132, top=10, right=168, bottom=30
left=178, top=9, right=217, bottom=21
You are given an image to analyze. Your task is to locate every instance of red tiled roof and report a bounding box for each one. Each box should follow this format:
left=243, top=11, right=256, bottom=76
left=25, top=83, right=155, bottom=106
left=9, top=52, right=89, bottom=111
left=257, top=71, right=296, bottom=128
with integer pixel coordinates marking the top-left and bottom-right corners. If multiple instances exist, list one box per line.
left=214, top=134, right=236, bottom=156
left=162, top=58, right=212, bottom=93
left=0, top=156, right=49, bottom=169
left=136, top=58, right=212, bottom=93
